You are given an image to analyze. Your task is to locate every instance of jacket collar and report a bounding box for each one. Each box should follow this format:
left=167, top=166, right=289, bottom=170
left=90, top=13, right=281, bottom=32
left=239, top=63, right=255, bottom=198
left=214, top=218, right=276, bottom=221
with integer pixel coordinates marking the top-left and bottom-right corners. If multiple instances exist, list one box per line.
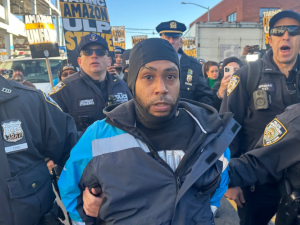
left=104, top=98, right=232, bottom=134
left=0, top=76, right=19, bottom=104
left=178, top=48, right=190, bottom=67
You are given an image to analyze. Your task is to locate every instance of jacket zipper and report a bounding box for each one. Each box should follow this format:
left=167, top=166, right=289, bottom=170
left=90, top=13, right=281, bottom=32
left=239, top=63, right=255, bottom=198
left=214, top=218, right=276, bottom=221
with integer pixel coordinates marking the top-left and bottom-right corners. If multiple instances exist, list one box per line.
left=105, top=118, right=180, bottom=192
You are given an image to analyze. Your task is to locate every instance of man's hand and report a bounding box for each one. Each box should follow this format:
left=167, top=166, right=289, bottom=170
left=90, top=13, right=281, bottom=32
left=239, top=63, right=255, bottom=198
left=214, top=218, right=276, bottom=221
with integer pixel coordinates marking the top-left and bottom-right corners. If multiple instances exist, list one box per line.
left=225, top=187, right=245, bottom=208
left=83, top=187, right=105, bottom=217
left=107, top=66, right=117, bottom=75
left=47, top=160, right=56, bottom=173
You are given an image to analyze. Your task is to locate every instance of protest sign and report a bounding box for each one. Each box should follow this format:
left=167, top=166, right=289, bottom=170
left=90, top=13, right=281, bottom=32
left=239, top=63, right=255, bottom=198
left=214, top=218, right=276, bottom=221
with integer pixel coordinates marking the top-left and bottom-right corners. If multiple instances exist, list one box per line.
left=182, top=37, right=196, bottom=57
left=132, top=35, right=147, bottom=47
left=112, top=26, right=125, bottom=49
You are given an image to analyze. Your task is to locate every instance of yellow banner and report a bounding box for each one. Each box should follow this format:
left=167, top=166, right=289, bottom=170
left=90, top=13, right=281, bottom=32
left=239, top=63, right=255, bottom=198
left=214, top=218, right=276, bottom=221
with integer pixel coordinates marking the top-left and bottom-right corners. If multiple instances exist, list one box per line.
left=0, top=52, right=8, bottom=55
left=25, top=23, right=55, bottom=30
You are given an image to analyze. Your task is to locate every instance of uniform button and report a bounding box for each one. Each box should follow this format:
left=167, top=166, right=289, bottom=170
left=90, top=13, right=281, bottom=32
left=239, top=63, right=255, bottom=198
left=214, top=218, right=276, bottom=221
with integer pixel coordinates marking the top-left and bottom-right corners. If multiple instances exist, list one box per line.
left=32, top=183, right=36, bottom=188
left=187, top=88, right=190, bottom=90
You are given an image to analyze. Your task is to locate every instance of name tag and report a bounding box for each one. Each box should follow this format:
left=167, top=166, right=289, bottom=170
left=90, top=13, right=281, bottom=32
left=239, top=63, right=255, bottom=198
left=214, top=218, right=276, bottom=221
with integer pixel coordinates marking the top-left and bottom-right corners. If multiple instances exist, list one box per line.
left=258, top=83, right=275, bottom=91
left=79, top=99, right=95, bottom=107
left=5, top=143, right=28, bottom=154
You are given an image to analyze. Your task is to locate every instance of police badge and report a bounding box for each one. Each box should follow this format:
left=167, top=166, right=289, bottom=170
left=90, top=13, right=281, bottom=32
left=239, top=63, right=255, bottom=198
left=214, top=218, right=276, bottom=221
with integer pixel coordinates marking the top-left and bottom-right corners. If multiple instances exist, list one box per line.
left=89, top=33, right=98, bottom=41
left=263, top=118, right=287, bottom=146
left=185, top=69, right=193, bottom=86
left=2, top=120, right=23, bottom=142
left=170, top=22, right=177, bottom=29
left=227, top=75, right=240, bottom=96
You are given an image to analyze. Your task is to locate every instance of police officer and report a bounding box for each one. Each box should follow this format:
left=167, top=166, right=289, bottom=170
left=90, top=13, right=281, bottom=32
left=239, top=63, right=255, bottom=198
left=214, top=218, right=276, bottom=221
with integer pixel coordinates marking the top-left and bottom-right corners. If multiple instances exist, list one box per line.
left=227, top=103, right=300, bottom=225
left=156, top=20, right=213, bottom=106
left=49, top=34, right=132, bottom=131
left=0, top=76, right=78, bottom=225
left=220, top=10, right=300, bottom=225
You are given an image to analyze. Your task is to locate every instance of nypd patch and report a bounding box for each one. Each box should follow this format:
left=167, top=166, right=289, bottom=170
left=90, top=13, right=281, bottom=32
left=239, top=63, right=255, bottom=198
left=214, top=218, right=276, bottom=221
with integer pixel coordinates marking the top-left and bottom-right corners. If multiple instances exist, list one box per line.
left=43, top=92, right=62, bottom=111
left=227, top=75, right=240, bottom=96
left=263, top=118, right=287, bottom=146
left=48, top=81, right=65, bottom=95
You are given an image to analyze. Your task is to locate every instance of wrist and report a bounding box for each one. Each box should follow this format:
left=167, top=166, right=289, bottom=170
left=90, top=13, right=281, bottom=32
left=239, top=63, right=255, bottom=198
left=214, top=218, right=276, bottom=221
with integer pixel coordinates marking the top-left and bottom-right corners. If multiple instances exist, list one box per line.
left=217, top=89, right=223, bottom=99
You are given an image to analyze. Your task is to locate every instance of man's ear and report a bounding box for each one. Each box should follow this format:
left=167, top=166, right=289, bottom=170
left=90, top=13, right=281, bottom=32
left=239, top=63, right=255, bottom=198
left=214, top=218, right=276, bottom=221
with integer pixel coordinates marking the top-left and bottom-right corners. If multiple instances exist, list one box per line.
left=107, top=57, right=112, bottom=67
left=268, top=35, right=272, bottom=47
left=77, top=57, right=82, bottom=67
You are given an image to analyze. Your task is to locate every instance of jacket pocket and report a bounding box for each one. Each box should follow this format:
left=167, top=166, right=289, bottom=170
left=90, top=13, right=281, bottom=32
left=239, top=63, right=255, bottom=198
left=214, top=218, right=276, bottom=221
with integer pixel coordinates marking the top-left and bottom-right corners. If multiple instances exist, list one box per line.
left=7, top=161, right=55, bottom=225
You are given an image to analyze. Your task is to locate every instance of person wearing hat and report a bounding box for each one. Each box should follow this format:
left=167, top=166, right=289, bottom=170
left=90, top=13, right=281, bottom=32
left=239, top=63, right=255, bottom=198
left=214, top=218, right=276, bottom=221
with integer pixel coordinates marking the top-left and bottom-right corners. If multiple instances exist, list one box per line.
left=226, top=103, right=300, bottom=225
left=121, top=49, right=131, bottom=83
left=49, top=33, right=132, bottom=132
left=156, top=20, right=213, bottom=106
left=58, top=60, right=77, bottom=82
left=211, top=57, right=244, bottom=111
left=107, top=46, right=125, bottom=80
left=9, top=64, right=36, bottom=88
left=220, top=10, right=300, bottom=225
left=58, top=38, right=239, bottom=224
left=198, top=59, right=205, bottom=65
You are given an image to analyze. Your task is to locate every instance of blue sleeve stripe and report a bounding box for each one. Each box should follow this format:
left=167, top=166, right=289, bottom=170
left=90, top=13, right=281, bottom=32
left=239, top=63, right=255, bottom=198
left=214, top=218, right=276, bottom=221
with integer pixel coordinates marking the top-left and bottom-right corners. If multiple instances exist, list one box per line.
left=58, top=119, right=126, bottom=222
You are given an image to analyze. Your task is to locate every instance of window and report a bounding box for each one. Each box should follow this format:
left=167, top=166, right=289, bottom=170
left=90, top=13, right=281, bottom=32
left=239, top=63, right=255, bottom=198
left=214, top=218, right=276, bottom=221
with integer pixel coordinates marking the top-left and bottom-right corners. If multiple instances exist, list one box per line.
left=227, top=12, right=237, bottom=22
left=259, top=8, right=279, bottom=22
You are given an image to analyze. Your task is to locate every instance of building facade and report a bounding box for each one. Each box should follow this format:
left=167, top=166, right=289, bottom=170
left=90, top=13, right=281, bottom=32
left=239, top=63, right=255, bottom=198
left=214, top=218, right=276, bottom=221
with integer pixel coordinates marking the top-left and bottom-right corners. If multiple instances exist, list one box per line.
left=190, top=0, right=300, bottom=27
left=0, top=0, right=63, bottom=59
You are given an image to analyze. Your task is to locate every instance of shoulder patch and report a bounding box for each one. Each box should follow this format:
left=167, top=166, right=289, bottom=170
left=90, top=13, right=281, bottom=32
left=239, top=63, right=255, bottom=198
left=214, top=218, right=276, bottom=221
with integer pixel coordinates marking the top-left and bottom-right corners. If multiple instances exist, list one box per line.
left=48, top=81, right=65, bottom=95
left=263, top=118, right=287, bottom=146
left=227, top=75, right=240, bottom=96
left=43, top=92, right=62, bottom=111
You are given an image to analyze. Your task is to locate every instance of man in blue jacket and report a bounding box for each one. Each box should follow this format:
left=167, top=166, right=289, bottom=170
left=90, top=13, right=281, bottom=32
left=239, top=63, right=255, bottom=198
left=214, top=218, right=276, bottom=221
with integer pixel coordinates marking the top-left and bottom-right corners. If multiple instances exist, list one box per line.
left=58, top=38, right=239, bottom=225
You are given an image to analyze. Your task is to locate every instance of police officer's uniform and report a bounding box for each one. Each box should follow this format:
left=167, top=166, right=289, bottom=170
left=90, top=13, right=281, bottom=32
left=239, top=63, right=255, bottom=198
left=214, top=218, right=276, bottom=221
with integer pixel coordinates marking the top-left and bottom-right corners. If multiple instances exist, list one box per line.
left=49, top=34, right=133, bottom=131
left=229, top=103, right=300, bottom=225
left=156, top=21, right=213, bottom=106
left=220, top=15, right=300, bottom=223
left=0, top=76, right=78, bottom=225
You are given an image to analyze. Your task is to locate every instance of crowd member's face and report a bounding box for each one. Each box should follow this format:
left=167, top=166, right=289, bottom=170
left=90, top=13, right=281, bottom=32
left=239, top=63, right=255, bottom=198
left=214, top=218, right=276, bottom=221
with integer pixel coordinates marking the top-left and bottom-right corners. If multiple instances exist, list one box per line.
left=135, top=60, right=180, bottom=117
left=207, top=66, right=219, bottom=79
left=61, top=69, right=76, bottom=80
left=12, top=70, right=24, bottom=81
left=226, top=62, right=241, bottom=72
left=115, top=53, right=122, bottom=68
left=269, top=18, right=300, bottom=66
left=78, top=44, right=110, bottom=75
left=161, top=35, right=183, bottom=52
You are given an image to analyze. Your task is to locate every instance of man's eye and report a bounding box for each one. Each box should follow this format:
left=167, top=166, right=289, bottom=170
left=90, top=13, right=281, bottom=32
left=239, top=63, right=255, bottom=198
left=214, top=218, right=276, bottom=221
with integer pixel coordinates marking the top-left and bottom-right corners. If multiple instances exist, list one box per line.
left=167, top=75, right=176, bottom=80
left=144, top=75, right=153, bottom=80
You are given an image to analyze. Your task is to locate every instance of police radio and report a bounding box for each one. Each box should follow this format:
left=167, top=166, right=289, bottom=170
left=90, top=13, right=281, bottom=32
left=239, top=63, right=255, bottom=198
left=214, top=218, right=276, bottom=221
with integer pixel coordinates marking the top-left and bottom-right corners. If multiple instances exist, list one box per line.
left=253, top=90, right=269, bottom=110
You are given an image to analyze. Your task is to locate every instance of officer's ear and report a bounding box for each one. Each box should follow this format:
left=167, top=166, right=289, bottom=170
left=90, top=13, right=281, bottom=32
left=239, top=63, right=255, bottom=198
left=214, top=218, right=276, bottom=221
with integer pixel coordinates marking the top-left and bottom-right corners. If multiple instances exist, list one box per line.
left=268, top=35, right=273, bottom=47
left=78, top=56, right=82, bottom=67
left=107, top=57, right=112, bottom=67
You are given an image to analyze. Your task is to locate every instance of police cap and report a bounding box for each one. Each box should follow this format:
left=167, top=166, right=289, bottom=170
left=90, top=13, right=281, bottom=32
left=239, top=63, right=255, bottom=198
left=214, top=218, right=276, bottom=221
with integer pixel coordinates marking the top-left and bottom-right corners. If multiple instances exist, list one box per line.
left=156, top=20, right=187, bottom=37
left=78, top=33, right=109, bottom=53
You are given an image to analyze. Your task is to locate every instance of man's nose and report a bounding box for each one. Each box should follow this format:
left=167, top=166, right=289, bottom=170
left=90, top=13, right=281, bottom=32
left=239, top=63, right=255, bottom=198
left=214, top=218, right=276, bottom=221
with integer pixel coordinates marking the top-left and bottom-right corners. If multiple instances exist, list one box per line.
left=154, top=77, right=168, bottom=94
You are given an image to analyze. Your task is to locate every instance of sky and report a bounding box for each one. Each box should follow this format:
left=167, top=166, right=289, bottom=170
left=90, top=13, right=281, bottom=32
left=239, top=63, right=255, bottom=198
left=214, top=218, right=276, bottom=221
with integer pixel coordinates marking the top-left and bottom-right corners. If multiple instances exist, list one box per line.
left=106, top=0, right=222, bottom=49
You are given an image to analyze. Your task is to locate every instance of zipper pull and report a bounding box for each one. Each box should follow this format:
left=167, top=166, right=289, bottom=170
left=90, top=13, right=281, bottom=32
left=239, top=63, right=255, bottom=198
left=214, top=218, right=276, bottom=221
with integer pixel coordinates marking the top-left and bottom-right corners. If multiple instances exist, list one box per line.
left=177, top=177, right=181, bottom=189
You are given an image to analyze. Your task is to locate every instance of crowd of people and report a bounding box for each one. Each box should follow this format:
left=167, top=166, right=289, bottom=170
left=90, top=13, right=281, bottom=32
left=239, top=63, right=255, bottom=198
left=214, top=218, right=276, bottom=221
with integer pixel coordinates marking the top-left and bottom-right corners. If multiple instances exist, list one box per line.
left=0, top=9, right=300, bottom=225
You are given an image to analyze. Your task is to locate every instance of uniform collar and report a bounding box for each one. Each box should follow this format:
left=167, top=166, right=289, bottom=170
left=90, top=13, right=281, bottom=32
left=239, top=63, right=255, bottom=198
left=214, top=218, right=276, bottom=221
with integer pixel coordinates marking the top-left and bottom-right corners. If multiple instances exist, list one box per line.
left=0, top=76, right=19, bottom=104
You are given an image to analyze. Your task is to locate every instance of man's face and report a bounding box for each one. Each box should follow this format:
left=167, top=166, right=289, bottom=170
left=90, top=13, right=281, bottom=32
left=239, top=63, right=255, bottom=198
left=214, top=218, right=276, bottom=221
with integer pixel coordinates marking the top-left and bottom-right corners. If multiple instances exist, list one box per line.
left=161, top=35, right=183, bottom=52
left=269, top=18, right=300, bottom=65
left=115, top=53, right=122, bottom=68
left=12, top=70, right=24, bottom=81
left=135, top=60, right=180, bottom=117
left=78, top=44, right=110, bottom=75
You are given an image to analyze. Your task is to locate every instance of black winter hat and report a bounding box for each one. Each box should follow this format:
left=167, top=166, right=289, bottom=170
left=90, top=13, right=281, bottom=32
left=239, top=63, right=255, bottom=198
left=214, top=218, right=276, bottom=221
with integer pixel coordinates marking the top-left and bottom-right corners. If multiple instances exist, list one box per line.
left=12, top=64, right=24, bottom=74
left=223, top=57, right=244, bottom=68
left=127, top=38, right=180, bottom=95
left=58, top=60, right=76, bottom=80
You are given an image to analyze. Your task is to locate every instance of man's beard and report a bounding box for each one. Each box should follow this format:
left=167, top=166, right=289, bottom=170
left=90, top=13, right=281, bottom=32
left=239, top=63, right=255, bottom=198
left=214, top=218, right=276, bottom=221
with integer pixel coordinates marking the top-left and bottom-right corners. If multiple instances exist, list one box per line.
left=135, top=94, right=179, bottom=116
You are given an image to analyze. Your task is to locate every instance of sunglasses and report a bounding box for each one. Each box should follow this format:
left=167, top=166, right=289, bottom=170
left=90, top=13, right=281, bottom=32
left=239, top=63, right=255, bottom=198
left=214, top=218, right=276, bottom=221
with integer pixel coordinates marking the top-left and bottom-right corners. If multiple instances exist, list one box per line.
left=270, top=26, right=300, bottom=37
left=61, top=70, right=76, bottom=77
left=80, top=49, right=108, bottom=56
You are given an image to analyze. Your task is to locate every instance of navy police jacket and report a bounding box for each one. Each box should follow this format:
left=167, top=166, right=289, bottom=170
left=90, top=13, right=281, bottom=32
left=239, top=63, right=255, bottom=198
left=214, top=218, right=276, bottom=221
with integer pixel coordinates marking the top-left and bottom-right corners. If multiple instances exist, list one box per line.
left=0, top=76, right=78, bottom=225
left=229, top=103, right=300, bottom=190
left=59, top=99, right=240, bottom=225
left=178, top=48, right=213, bottom=106
left=49, top=69, right=132, bottom=131
left=220, top=50, right=300, bottom=157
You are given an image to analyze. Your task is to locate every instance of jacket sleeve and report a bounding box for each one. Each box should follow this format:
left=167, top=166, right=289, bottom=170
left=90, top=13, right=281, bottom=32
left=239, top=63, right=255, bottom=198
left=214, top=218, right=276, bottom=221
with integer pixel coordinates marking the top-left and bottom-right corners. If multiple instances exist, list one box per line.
left=195, top=76, right=214, bottom=106
left=211, top=81, right=222, bottom=111
left=219, top=66, right=249, bottom=157
left=39, top=91, right=79, bottom=166
left=58, top=123, right=98, bottom=225
left=210, top=147, right=230, bottom=208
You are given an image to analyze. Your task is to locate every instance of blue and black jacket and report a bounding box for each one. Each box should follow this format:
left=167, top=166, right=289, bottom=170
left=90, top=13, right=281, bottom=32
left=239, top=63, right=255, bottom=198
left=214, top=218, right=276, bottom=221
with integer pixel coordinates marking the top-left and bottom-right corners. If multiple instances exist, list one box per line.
left=59, top=99, right=239, bottom=225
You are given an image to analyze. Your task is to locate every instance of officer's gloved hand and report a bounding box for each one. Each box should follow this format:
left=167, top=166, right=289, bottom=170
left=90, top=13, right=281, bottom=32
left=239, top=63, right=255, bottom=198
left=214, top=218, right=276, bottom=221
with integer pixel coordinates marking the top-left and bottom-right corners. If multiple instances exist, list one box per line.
left=83, top=187, right=105, bottom=217
left=225, top=186, right=245, bottom=208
